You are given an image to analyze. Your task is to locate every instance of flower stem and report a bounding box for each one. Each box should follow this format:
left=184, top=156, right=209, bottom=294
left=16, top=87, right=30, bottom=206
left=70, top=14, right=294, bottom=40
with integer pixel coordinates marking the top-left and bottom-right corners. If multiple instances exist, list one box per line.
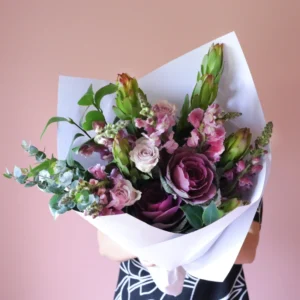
left=69, top=119, right=92, bottom=138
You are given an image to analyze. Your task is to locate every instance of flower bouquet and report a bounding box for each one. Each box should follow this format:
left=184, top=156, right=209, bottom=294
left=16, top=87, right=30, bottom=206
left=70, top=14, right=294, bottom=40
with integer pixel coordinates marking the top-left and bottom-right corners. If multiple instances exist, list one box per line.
left=4, top=32, right=272, bottom=296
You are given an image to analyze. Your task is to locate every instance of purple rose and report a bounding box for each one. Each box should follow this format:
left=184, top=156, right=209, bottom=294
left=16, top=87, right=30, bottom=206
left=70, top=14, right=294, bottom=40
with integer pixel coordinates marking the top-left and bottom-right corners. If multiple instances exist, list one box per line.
left=166, top=148, right=217, bottom=205
left=135, top=182, right=184, bottom=230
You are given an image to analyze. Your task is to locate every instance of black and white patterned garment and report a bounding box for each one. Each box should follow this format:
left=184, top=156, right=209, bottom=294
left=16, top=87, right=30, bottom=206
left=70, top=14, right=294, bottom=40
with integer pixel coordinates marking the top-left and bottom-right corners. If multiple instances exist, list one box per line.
left=115, top=201, right=263, bottom=300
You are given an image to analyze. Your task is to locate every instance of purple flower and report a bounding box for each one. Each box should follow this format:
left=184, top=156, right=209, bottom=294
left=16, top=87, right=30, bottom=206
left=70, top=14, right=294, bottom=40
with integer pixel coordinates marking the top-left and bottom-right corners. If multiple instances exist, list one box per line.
left=135, top=181, right=184, bottom=230
left=166, top=148, right=217, bottom=205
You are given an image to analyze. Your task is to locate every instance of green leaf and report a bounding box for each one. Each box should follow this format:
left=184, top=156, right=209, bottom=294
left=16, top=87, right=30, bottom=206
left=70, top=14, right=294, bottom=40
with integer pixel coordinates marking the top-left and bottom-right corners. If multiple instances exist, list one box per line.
left=16, top=175, right=27, bottom=184
left=13, top=166, right=22, bottom=178
left=113, top=106, right=129, bottom=120
left=41, top=117, right=70, bottom=139
left=202, top=202, right=224, bottom=226
left=59, top=170, right=73, bottom=187
left=219, top=198, right=240, bottom=213
left=178, top=94, right=190, bottom=130
left=27, top=159, right=55, bottom=177
left=49, top=194, right=68, bottom=219
left=67, top=133, right=85, bottom=167
left=3, top=173, right=13, bottom=179
left=95, top=83, right=118, bottom=109
left=28, top=146, right=39, bottom=155
left=24, top=181, right=36, bottom=187
left=82, top=111, right=105, bottom=131
left=35, top=151, right=46, bottom=162
left=159, top=172, right=176, bottom=196
left=78, top=84, right=94, bottom=106
left=122, top=97, right=133, bottom=115
left=181, top=204, right=204, bottom=229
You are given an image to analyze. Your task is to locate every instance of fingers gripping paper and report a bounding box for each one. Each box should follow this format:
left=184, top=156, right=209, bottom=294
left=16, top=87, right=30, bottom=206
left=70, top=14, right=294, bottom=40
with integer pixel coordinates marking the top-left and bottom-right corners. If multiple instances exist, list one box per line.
left=57, top=32, right=271, bottom=296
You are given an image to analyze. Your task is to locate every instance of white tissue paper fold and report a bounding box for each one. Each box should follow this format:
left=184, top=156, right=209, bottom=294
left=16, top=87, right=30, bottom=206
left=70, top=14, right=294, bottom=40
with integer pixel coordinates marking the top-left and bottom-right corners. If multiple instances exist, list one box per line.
left=57, top=32, right=271, bottom=296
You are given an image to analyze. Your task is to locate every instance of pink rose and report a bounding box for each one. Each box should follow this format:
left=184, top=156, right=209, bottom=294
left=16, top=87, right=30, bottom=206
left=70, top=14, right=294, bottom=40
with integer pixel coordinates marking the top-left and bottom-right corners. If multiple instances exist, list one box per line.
left=129, top=137, right=159, bottom=173
left=109, top=177, right=141, bottom=210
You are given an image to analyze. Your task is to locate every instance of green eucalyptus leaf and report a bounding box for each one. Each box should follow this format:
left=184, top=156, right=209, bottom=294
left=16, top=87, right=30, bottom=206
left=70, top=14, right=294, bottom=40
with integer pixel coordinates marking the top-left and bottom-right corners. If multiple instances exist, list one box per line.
left=78, top=84, right=94, bottom=106
left=16, top=175, right=27, bottom=184
left=24, top=181, right=37, bottom=187
left=49, top=194, right=68, bottom=219
left=41, top=117, right=70, bottom=139
left=46, top=183, right=65, bottom=194
left=95, top=83, right=118, bottom=109
left=3, top=173, right=13, bottom=179
left=35, top=151, right=46, bottom=162
left=28, top=146, right=39, bottom=155
left=13, top=166, right=22, bottom=178
left=202, top=201, right=224, bottom=226
left=59, top=170, right=73, bottom=187
left=181, top=205, right=204, bottom=229
left=21, top=140, right=29, bottom=150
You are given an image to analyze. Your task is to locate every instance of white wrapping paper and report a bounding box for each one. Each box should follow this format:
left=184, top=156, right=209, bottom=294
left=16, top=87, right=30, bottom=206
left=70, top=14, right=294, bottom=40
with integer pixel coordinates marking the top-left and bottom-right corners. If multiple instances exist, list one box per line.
left=57, top=32, right=271, bottom=296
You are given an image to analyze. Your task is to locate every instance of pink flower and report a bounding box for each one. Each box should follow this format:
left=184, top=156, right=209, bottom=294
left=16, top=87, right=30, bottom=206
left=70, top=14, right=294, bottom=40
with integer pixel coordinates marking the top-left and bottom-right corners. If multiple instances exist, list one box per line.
left=187, top=129, right=201, bottom=148
left=88, top=164, right=107, bottom=180
left=92, top=121, right=106, bottom=133
left=152, top=100, right=176, bottom=119
left=239, top=176, right=253, bottom=189
left=109, top=177, right=141, bottom=210
left=135, top=118, right=148, bottom=129
left=250, top=164, right=263, bottom=175
left=96, top=187, right=109, bottom=205
left=129, top=137, right=160, bottom=173
left=79, top=144, right=96, bottom=157
left=156, top=114, right=175, bottom=134
left=205, top=139, right=225, bottom=162
left=236, top=160, right=246, bottom=173
left=223, top=169, right=234, bottom=181
left=252, top=157, right=260, bottom=165
left=101, top=207, right=123, bottom=216
left=162, top=132, right=179, bottom=154
left=89, top=179, right=99, bottom=185
left=188, top=108, right=204, bottom=129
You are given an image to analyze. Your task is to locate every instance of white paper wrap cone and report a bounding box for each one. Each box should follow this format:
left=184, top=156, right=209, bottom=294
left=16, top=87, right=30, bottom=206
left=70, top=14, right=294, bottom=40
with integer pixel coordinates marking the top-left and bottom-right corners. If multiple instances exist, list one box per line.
left=57, top=32, right=271, bottom=296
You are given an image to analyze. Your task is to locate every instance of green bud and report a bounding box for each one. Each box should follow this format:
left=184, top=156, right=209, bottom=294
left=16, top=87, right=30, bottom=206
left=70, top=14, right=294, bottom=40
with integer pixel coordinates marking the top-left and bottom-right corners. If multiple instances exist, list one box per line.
left=112, top=134, right=130, bottom=167
left=201, top=43, right=224, bottom=83
left=219, top=128, right=252, bottom=167
left=191, top=74, right=218, bottom=110
left=219, top=198, right=241, bottom=213
left=116, top=73, right=141, bottom=118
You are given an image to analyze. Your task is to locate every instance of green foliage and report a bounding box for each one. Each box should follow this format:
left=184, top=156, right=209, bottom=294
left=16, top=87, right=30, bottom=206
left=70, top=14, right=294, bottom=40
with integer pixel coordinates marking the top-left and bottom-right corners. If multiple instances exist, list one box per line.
left=82, top=111, right=105, bottom=131
left=113, top=106, right=130, bottom=120
left=41, top=117, right=70, bottom=139
left=78, top=84, right=94, bottom=106
left=255, top=122, right=273, bottom=148
left=67, top=133, right=85, bottom=167
left=177, top=94, right=190, bottom=131
left=202, top=201, right=224, bottom=226
left=181, top=205, right=204, bottom=229
left=95, top=83, right=118, bottom=109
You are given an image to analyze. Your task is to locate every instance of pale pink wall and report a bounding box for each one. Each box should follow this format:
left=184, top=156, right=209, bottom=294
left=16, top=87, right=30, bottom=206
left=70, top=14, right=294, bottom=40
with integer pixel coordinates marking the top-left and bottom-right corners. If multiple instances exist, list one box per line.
left=0, top=1, right=298, bottom=299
